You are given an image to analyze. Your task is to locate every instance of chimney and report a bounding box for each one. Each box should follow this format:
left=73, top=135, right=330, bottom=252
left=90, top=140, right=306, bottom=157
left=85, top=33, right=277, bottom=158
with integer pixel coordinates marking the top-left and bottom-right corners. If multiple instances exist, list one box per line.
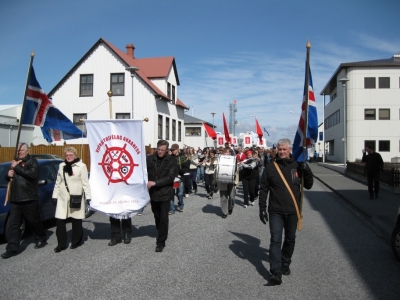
left=126, top=44, right=135, bottom=58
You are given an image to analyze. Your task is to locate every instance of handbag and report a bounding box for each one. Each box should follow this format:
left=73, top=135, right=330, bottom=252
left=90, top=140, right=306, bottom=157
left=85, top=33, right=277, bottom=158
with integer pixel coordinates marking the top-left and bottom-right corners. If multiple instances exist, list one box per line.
left=63, top=170, right=83, bottom=209
left=273, top=162, right=303, bottom=231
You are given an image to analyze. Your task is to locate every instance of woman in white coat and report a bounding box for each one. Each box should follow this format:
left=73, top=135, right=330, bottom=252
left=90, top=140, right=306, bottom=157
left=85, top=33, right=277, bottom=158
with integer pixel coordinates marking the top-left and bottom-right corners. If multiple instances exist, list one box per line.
left=52, top=146, right=91, bottom=252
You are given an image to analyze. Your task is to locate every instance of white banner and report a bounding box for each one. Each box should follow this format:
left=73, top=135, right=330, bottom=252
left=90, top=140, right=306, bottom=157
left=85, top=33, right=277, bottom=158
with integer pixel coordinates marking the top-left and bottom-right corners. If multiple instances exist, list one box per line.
left=243, top=134, right=252, bottom=148
left=85, top=120, right=149, bottom=218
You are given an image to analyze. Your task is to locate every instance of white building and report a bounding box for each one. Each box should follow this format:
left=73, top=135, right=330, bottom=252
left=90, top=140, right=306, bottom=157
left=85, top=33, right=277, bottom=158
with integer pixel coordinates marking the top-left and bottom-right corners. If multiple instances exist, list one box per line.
left=48, top=38, right=188, bottom=149
left=320, top=52, right=400, bottom=163
left=183, top=114, right=216, bottom=150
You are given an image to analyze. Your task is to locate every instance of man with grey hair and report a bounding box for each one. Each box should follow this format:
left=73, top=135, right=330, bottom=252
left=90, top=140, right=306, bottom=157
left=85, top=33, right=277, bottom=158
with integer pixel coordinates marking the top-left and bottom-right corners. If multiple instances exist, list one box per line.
left=259, top=138, right=313, bottom=285
left=2, top=143, right=47, bottom=259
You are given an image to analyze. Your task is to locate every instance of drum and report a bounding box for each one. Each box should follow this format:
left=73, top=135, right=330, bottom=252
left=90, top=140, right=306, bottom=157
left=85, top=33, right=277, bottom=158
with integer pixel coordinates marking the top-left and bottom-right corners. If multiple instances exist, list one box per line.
left=173, top=177, right=180, bottom=189
left=215, top=155, right=236, bottom=183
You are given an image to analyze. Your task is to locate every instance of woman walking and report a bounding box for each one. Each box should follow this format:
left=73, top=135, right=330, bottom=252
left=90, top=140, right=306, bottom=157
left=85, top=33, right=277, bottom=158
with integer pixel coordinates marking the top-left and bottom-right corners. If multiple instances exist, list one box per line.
left=52, top=146, right=91, bottom=252
left=204, top=150, right=217, bottom=199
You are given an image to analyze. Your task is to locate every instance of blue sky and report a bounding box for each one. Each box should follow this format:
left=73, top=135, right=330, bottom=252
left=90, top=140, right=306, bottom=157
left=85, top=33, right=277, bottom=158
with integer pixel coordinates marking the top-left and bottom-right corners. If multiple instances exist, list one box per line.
left=1, top=0, right=399, bottom=146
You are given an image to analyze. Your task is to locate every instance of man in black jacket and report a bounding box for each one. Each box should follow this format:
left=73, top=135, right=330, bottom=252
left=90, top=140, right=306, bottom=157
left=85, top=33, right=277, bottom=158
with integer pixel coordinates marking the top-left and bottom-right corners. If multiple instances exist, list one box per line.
left=169, top=143, right=189, bottom=213
left=2, top=143, right=47, bottom=259
left=147, top=140, right=178, bottom=252
left=362, top=144, right=384, bottom=199
left=259, top=138, right=313, bottom=285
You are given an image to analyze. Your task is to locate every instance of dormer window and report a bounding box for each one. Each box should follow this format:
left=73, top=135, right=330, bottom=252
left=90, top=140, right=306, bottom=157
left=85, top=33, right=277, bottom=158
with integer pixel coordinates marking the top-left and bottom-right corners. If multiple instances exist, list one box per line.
left=172, top=85, right=175, bottom=104
left=167, top=82, right=171, bottom=98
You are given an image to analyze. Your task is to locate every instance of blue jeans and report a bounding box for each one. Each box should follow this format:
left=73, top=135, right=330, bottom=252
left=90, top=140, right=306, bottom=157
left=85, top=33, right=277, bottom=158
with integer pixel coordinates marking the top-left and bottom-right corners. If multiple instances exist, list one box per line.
left=197, top=166, right=204, bottom=182
left=176, top=181, right=184, bottom=208
left=268, top=213, right=297, bottom=276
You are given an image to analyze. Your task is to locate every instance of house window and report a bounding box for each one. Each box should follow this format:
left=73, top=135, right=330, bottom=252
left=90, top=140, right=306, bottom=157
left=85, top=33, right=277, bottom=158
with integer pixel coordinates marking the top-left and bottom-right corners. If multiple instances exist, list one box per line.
left=172, top=85, right=175, bottom=103
left=379, top=140, right=390, bottom=152
left=73, top=113, right=87, bottom=134
left=364, top=109, right=376, bottom=120
left=379, top=109, right=390, bottom=120
left=378, top=77, right=390, bottom=89
left=116, top=113, right=130, bottom=119
left=165, top=117, right=170, bottom=140
left=111, top=73, right=124, bottom=96
left=167, top=83, right=171, bottom=98
left=319, top=132, right=323, bottom=141
left=364, top=77, right=376, bottom=89
left=80, top=74, right=93, bottom=96
left=364, top=140, right=376, bottom=151
left=185, top=127, right=201, bottom=136
left=158, top=115, right=163, bottom=139
left=178, top=121, right=182, bottom=141
left=324, top=110, right=340, bottom=129
left=172, top=119, right=176, bottom=141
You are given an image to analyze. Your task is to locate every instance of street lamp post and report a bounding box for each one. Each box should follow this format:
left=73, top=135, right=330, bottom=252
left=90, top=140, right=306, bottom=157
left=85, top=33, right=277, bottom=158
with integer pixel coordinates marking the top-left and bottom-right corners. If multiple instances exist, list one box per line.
left=126, top=66, right=139, bottom=119
left=210, top=112, right=216, bottom=129
left=338, top=77, right=349, bottom=169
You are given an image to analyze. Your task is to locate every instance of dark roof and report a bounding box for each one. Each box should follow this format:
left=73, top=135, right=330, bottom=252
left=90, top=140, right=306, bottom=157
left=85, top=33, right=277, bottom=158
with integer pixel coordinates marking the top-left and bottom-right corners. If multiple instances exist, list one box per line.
left=320, top=53, right=400, bottom=95
left=184, top=114, right=214, bottom=128
left=48, top=38, right=188, bottom=109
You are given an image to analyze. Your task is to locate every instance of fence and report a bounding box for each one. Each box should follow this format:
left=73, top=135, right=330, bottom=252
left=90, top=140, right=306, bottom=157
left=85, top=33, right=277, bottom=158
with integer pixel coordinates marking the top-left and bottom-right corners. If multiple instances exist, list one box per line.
left=0, top=143, right=153, bottom=172
left=347, top=162, right=400, bottom=187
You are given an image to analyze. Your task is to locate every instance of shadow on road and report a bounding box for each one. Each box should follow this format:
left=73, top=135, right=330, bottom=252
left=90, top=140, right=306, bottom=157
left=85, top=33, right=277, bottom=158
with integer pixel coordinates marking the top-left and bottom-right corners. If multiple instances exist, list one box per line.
left=229, top=231, right=270, bottom=280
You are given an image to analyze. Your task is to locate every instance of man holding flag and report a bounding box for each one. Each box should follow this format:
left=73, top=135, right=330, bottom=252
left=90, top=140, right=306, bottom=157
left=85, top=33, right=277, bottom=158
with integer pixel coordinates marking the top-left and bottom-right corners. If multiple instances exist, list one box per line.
left=258, top=40, right=317, bottom=285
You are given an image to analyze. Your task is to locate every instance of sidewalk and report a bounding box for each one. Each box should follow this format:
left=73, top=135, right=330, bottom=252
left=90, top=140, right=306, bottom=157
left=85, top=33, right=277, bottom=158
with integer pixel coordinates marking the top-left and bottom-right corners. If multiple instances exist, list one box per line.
left=308, top=162, right=400, bottom=238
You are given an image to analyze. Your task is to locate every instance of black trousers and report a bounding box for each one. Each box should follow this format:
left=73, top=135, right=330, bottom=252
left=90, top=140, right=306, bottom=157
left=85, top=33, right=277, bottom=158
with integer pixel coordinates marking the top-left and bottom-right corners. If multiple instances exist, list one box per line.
left=242, top=177, right=256, bottom=205
left=109, top=217, right=132, bottom=240
left=6, top=200, right=46, bottom=252
left=56, top=218, right=83, bottom=247
left=204, top=173, right=214, bottom=194
left=367, top=171, right=380, bottom=196
left=150, top=200, right=169, bottom=247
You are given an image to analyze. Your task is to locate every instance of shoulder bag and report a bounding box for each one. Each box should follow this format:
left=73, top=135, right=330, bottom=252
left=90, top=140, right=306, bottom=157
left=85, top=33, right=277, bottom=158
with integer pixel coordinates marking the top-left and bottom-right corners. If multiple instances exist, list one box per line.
left=273, top=162, right=303, bottom=231
left=63, top=170, right=83, bottom=209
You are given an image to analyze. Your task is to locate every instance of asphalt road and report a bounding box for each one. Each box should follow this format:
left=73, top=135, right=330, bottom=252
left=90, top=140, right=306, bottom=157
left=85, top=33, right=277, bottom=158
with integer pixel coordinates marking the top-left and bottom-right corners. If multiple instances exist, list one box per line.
left=1, top=179, right=399, bottom=300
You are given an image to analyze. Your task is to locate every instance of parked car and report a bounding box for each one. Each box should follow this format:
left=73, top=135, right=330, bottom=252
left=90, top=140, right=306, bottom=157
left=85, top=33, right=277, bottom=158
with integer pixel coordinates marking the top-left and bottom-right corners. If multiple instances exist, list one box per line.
left=391, top=207, right=400, bottom=262
left=31, top=154, right=63, bottom=160
left=0, top=158, right=92, bottom=241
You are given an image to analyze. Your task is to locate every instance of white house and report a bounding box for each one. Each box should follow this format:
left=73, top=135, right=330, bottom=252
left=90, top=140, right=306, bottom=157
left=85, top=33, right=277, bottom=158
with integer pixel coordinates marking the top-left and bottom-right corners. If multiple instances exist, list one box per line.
left=48, top=38, right=188, bottom=149
left=320, top=52, right=400, bottom=163
left=183, top=114, right=216, bottom=149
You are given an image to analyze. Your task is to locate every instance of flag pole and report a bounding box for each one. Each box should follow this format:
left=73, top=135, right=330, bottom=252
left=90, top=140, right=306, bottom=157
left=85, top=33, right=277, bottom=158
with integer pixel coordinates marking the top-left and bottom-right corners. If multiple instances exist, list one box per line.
left=14, top=51, right=35, bottom=158
left=300, top=39, right=311, bottom=213
left=5, top=51, right=34, bottom=206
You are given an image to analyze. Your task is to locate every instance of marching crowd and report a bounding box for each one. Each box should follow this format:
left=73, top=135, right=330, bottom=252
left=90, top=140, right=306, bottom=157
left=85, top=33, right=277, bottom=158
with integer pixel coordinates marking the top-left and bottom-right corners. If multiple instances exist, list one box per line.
left=2, top=139, right=314, bottom=286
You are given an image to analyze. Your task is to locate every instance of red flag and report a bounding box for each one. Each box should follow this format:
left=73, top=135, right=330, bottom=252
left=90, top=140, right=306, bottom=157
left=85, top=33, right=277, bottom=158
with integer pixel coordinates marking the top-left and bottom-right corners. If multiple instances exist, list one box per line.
left=255, top=118, right=263, bottom=143
left=222, top=113, right=231, bottom=143
left=202, top=122, right=217, bottom=140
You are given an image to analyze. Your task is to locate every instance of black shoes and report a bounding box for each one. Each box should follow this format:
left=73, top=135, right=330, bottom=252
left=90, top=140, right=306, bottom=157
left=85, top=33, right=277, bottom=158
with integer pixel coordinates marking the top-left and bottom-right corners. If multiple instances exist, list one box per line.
left=155, top=245, right=164, bottom=252
left=228, top=209, right=233, bottom=215
left=54, top=246, right=67, bottom=253
left=34, top=241, right=48, bottom=249
left=282, top=268, right=291, bottom=276
left=222, top=214, right=227, bottom=218
left=375, top=193, right=379, bottom=199
left=269, top=274, right=282, bottom=285
left=1, top=250, right=17, bottom=259
left=369, top=194, right=373, bottom=200
left=124, top=233, right=132, bottom=244
left=108, top=239, right=122, bottom=246
left=70, top=244, right=81, bottom=250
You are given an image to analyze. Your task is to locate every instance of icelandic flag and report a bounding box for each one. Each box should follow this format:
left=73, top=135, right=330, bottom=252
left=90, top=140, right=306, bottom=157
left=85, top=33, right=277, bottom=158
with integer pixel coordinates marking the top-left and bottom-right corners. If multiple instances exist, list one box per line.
left=263, top=127, right=270, bottom=136
left=22, top=67, right=85, bottom=142
left=292, top=65, right=318, bottom=162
